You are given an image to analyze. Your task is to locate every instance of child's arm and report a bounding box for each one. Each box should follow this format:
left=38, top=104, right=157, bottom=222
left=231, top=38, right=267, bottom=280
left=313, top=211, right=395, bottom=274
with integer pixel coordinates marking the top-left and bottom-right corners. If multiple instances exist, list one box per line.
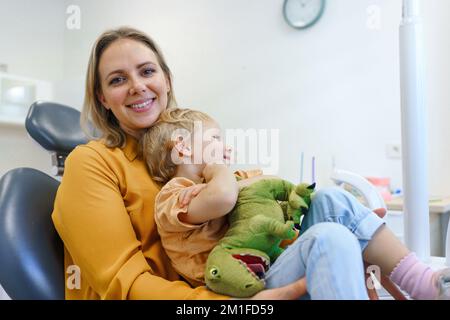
left=178, top=164, right=239, bottom=225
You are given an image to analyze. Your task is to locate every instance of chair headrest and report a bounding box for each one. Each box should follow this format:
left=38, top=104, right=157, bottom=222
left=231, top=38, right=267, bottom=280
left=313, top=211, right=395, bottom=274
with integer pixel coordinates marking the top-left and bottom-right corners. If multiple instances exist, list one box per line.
left=25, top=101, right=88, bottom=154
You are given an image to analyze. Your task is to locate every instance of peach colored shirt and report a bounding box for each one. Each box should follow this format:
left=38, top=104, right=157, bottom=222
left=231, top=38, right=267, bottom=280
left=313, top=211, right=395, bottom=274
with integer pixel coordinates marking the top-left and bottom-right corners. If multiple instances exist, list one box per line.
left=154, top=170, right=264, bottom=287
left=154, top=177, right=229, bottom=287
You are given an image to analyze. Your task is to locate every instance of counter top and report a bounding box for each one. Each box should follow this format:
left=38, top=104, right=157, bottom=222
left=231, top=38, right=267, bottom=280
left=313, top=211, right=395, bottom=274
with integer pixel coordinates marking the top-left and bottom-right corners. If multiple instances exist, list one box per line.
left=386, top=196, right=450, bottom=214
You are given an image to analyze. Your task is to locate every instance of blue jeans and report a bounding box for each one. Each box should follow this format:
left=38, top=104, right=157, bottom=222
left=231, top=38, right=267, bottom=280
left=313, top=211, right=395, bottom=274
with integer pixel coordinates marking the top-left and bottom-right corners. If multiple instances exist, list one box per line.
left=264, top=187, right=385, bottom=299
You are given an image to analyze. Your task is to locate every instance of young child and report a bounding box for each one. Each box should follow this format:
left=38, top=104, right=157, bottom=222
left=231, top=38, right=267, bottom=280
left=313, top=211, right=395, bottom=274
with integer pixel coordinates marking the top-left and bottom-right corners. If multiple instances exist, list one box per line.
left=141, top=107, right=450, bottom=299
left=141, top=108, right=268, bottom=288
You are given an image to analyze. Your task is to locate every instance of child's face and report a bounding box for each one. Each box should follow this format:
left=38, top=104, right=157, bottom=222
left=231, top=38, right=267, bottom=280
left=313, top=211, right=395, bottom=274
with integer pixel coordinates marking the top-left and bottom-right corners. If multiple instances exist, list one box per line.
left=174, top=119, right=232, bottom=169
left=182, top=120, right=230, bottom=167
left=199, top=120, right=231, bottom=165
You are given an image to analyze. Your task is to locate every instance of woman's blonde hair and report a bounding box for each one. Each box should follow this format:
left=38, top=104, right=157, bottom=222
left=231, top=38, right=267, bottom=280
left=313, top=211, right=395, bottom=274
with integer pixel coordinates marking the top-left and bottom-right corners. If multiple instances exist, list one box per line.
left=141, top=108, right=213, bottom=186
left=81, top=26, right=177, bottom=148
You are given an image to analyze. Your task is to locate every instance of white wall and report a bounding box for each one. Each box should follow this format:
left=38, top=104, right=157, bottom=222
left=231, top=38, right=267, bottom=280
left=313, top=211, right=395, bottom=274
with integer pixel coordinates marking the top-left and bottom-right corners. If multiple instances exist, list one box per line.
left=0, top=0, right=65, bottom=81
left=423, top=1, right=450, bottom=197
left=0, top=0, right=66, bottom=178
left=57, top=0, right=450, bottom=197
left=0, top=0, right=449, bottom=193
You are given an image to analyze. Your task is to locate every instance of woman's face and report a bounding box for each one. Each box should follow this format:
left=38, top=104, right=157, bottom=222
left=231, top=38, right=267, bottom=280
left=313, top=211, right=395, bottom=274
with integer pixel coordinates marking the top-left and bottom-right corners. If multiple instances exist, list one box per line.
left=98, top=38, right=170, bottom=138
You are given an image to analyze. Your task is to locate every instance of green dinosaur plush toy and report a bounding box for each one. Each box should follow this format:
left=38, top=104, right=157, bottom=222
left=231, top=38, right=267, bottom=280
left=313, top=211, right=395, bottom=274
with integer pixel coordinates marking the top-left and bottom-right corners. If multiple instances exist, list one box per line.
left=204, top=178, right=315, bottom=298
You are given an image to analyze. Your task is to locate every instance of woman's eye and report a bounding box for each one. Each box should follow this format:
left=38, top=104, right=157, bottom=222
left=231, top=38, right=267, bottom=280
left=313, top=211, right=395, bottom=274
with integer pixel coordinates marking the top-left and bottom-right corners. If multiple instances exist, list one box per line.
left=142, top=68, right=155, bottom=76
left=110, top=77, right=125, bottom=85
left=212, top=135, right=221, bottom=141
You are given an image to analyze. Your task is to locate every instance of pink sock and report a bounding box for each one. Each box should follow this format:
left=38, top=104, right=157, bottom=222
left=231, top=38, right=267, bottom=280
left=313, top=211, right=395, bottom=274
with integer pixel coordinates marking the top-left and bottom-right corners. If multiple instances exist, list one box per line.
left=389, top=252, right=438, bottom=300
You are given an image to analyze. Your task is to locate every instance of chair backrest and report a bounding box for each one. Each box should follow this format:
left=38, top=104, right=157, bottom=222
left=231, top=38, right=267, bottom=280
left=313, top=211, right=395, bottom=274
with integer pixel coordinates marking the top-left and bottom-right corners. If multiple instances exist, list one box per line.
left=25, top=101, right=88, bottom=176
left=0, top=168, right=64, bottom=300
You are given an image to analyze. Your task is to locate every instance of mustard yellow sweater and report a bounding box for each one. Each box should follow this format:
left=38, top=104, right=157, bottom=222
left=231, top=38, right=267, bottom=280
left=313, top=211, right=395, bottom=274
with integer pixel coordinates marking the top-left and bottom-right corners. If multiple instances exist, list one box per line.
left=51, top=136, right=229, bottom=300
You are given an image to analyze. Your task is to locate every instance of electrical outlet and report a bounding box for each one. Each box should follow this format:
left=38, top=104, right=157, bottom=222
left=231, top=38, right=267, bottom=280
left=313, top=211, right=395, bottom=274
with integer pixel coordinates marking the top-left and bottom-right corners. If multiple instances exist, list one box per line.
left=386, top=143, right=402, bottom=159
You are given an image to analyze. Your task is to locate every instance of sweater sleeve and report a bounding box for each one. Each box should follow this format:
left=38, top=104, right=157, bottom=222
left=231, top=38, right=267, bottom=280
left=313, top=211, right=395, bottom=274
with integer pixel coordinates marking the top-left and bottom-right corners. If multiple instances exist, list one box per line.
left=52, top=145, right=229, bottom=300
left=234, top=169, right=263, bottom=180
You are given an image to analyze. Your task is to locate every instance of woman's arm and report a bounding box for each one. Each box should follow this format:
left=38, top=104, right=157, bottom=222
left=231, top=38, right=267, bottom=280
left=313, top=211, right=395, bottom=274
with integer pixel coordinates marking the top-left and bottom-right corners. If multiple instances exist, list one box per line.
left=178, top=164, right=239, bottom=225
left=52, top=146, right=229, bottom=300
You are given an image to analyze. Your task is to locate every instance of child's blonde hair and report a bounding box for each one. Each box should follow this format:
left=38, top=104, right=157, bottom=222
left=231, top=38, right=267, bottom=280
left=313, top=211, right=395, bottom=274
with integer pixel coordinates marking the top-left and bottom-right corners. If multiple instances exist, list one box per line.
left=141, top=108, right=213, bottom=186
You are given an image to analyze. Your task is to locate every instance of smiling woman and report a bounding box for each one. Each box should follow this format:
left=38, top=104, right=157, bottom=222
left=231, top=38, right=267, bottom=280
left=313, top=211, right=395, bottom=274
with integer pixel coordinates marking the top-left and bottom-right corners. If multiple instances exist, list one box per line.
left=81, top=28, right=177, bottom=147
left=97, top=40, right=169, bottom=137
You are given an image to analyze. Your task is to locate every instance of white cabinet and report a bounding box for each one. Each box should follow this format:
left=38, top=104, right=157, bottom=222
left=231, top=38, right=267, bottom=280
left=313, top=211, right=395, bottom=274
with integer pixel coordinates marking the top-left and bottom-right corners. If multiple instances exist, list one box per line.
left=0, top=72, right=52, bottom=125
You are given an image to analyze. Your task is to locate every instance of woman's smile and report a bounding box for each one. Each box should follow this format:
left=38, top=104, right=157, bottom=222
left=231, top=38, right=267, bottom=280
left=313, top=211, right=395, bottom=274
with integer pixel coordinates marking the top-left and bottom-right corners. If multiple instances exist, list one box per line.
left=127, top=97, right=156, bottom=112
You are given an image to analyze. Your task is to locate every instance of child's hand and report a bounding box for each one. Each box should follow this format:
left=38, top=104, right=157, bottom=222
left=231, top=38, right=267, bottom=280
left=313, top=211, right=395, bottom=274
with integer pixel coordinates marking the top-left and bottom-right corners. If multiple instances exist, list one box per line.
left=178, top=183, right=207, bottom=208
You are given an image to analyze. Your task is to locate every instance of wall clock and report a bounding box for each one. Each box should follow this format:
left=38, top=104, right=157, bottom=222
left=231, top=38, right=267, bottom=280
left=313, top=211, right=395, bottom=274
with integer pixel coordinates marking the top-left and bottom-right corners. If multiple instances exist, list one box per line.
left=283, top=0, right=326, bottom=30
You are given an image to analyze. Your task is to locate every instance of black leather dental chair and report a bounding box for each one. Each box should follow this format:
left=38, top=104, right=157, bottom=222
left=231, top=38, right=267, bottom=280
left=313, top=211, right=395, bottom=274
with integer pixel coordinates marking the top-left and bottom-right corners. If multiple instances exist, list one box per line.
left=0, top=101, right=88, bottom=299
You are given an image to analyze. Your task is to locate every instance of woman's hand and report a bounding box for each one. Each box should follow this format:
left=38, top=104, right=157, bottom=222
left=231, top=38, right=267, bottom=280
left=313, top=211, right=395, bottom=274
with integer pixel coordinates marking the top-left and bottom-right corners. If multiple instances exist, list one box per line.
left=178, top=183, right=207, bottom=208
left=248, top=277, right=307, bottom=300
